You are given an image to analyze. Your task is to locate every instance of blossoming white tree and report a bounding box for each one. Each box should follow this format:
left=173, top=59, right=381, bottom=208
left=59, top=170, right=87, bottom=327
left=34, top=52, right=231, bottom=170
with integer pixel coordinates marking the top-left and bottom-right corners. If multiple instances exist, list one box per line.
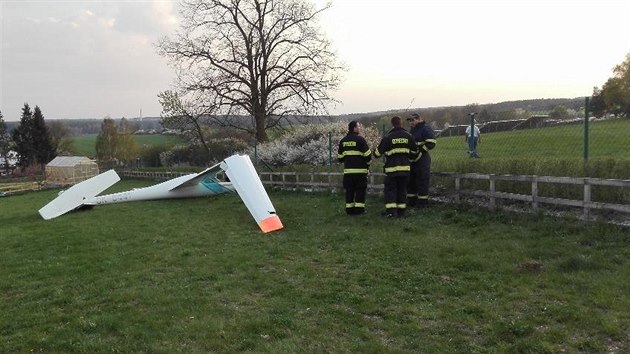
left=247, top=122, right=380, bottom=166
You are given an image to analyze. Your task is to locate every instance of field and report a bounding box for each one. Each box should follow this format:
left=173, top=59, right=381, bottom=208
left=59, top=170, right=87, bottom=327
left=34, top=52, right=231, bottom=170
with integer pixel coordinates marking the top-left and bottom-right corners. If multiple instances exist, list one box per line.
left=284, top=119, right=630, bottom=179
left=423, top=119, right=630, bottom=178
left=1, top=180, right=628, bottom=353
left=67, top=134, right=184, bottom=157
left=434, top=119, right=630, bottom=161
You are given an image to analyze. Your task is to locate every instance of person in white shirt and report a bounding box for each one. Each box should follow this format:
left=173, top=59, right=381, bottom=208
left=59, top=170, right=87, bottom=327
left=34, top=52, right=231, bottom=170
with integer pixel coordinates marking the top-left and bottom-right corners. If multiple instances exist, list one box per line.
left=465, top=124, right=481, bottom=156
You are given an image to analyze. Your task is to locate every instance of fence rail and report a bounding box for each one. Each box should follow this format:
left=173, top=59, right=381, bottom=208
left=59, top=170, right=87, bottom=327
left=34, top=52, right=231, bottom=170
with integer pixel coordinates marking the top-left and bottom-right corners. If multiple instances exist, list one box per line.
left=432, top=172, right=630, bottom=219
left=0, top=181, right=42, bottom=196
left=120, top=170, right=190, bottom=180
left=257, top=171, right=630, bottom=219
left=118, top=170, right=630, bottom=220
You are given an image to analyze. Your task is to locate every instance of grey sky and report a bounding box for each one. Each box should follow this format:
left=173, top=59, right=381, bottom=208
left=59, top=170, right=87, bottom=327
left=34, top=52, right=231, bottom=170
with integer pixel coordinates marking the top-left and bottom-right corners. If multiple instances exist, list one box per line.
left=1, top=0, right=178, bottom=121
left=1, top=0, right=630, bottom=121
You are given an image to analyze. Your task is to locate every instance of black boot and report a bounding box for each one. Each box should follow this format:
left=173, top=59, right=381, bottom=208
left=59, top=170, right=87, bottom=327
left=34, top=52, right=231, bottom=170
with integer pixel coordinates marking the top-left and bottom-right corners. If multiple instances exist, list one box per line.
left=382, top=210, right=396, bottom=218
left=416, top=199, right=429, bottom=209
left=353, top=207, right=365, bottom=215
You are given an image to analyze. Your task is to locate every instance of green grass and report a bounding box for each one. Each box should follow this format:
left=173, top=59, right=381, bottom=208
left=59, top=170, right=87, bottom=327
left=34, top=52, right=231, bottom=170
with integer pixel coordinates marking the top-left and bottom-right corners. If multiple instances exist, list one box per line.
left=431, top=119, right=630, bottom=178
left=66, top=134, right=185, bottom=157
left=1, top=181, right=628, bottom=353
left=434, top=119, right=630, bottom=162
left=273, top=119, right=630, bottom=179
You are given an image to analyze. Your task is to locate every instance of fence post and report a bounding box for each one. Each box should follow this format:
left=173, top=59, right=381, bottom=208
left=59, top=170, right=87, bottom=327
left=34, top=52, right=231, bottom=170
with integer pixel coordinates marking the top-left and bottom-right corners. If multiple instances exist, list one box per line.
left=583, top=97, right=590, bottom=162
left=370, top=174, right=375, bottom=194
left=489, top=175, right=496, bottom=209
left=454, top=175, right=460, bottom=203
left=583, top=178, right=591, bottom=221
left=328, top=132, right=332, bottom=167
left=531, top=176, right=538, bottom=211
left=328, top=172, right=332, bottom=191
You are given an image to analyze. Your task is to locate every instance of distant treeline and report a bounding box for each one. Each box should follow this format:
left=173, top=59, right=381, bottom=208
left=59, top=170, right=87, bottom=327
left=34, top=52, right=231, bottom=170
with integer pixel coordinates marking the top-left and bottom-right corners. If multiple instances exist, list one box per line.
left=337, top=97, right=587, bottom=129
left=3, top=97, right=587, bottom=136
left=4, top=118, right=163, bottom=136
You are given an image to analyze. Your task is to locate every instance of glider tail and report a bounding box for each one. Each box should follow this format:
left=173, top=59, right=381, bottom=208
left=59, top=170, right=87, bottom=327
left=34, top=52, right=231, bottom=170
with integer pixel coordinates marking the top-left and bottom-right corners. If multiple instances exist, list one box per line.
left=38, top=170, right=120, bottom=220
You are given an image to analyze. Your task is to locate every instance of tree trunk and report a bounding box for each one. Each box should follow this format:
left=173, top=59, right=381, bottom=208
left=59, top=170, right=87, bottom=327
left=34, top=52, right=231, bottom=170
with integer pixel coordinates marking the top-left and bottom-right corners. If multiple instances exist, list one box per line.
left=254, top=107, right=268, bottom=143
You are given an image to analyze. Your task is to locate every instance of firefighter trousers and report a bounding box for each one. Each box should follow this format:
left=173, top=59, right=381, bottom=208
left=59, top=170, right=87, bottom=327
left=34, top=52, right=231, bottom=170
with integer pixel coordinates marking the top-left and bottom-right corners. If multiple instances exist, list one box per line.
left=384, top=174, right=409, bottom=216
left=407, top=153, right=431, bottom=206
left=343, top=173, right=367, bottom=214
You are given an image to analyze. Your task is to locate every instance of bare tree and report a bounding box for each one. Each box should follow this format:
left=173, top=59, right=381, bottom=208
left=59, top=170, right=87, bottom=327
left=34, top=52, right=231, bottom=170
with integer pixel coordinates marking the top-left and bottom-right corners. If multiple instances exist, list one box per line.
left=158, top=90, right=214, bottom=162
left=157, top=0, right=343, bottom=142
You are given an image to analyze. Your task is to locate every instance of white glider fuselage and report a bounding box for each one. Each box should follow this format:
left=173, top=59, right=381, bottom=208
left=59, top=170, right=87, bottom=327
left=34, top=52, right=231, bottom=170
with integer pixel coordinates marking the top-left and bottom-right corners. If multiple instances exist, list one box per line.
left=87, top=174, right=235, bottom=206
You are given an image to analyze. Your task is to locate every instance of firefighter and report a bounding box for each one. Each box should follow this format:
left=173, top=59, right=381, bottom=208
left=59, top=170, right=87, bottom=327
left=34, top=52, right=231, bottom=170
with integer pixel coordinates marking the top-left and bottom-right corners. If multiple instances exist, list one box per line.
left=337, top=121, right=372, bottom=215
left=406, top=113, right=437, bottom=208
left=374, top=116, right=418, bottom=218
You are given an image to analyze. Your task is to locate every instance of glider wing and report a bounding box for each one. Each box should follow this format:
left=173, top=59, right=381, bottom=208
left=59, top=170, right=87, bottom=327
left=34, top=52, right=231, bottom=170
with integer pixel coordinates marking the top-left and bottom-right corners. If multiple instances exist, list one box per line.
left=221, top=155, right=283, bottom=233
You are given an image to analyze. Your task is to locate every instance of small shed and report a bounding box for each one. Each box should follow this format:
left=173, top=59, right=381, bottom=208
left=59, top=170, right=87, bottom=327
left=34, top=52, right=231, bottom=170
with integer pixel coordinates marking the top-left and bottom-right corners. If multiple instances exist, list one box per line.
left=46, top=156, right=99, bottom=186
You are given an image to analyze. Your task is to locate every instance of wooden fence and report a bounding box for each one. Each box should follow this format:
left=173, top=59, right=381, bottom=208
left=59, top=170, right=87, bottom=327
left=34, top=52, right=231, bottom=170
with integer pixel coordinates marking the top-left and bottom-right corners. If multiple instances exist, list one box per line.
left=117, top=170, right=630, bottom=220
left=0, top=181, right=42, bottom=196
left=432, top=172, right=630, bottom=219
left=120, top=170, right=189, bottom=180
left=257, top=171, right=630, bottom=220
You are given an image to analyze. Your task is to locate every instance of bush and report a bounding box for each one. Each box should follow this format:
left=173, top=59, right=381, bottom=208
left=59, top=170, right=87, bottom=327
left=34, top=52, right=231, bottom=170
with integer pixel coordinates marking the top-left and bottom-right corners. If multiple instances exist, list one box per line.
left=158, top=136, right=251, bottom=167
left=139, top=144, right=171, bottom=168
left=160, top=144, right=205, bottom=167
left=207, top=137, right=250, bottom=163
left=243, top=122, right=381, bottom=166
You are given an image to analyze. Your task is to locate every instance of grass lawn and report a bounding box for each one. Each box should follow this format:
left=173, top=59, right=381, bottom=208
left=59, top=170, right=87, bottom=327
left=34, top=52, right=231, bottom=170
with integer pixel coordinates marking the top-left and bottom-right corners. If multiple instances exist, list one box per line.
left=428, top=119, right=630, bottom=179
left=433, top=119, right=630, bottom=162
left=1, top=180, right=628, bottom=353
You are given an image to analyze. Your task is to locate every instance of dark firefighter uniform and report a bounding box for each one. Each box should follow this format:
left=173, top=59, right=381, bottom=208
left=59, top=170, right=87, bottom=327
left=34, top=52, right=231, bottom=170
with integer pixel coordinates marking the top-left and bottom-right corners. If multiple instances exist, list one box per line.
left=407, top=118, right=437, bottom=207
left=374, top=125, right=418, bottom=217
left=337, top=126, right=372, bottom=215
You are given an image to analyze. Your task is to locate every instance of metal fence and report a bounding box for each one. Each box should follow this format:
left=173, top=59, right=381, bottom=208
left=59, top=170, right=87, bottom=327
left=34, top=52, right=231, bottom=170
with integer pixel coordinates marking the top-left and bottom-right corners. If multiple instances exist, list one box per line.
left=269, top=97, right=630, bottom=179
left=428, top=98, right=628, bottom=167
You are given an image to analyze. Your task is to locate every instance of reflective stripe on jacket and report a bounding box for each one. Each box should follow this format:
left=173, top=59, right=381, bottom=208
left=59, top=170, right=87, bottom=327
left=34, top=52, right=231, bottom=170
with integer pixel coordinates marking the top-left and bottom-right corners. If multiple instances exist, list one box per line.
left=375, top=127, right=417, bottom=176
left=410, top=122, right=436, bottom=161
left=337, top=132, right=371, bottom=174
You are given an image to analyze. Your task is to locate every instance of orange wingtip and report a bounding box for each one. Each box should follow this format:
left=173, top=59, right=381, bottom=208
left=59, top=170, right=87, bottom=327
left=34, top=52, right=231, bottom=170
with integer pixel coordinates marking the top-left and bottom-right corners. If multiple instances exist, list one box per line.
left=258, top=215, right=284, bottom=233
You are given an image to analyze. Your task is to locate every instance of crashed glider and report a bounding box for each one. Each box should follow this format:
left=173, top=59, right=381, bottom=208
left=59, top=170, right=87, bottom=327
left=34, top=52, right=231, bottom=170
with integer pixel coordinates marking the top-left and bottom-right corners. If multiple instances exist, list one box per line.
left=38, top=154, right=283, bottom=233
